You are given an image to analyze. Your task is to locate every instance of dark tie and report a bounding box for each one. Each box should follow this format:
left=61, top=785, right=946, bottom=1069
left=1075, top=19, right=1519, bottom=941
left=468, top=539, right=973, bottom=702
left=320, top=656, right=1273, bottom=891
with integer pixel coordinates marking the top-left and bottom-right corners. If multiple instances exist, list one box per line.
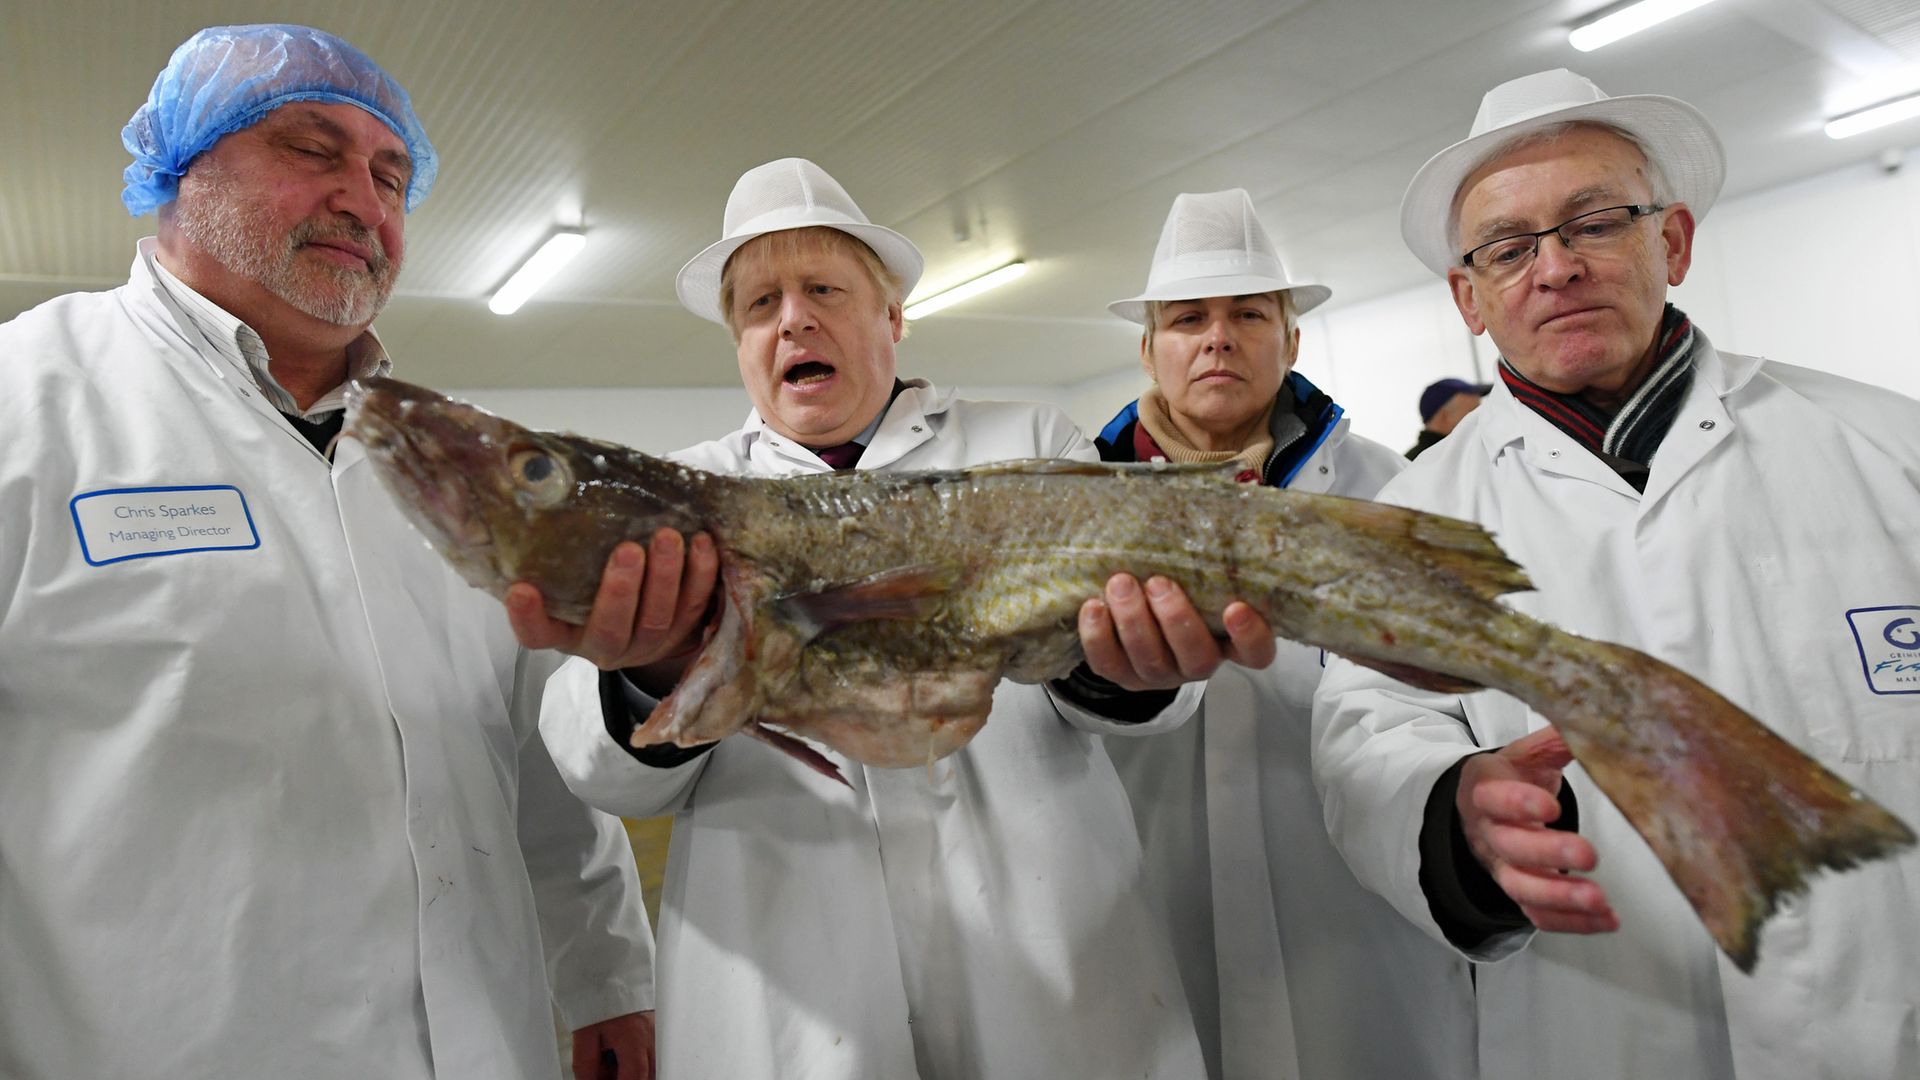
left=811, top=441, right=865, bottom=471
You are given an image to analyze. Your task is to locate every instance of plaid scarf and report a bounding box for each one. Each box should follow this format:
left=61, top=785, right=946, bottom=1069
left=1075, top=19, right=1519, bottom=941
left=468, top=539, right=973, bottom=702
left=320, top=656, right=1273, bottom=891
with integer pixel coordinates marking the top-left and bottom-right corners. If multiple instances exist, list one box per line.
left=1498, top=304, right=1696, bottom=489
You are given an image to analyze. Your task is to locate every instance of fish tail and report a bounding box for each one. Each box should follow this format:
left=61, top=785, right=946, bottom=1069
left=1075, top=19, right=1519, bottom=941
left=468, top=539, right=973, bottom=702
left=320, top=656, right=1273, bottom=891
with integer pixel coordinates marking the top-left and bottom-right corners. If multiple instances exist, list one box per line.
left=1542, top=637, right=1916, bottom=971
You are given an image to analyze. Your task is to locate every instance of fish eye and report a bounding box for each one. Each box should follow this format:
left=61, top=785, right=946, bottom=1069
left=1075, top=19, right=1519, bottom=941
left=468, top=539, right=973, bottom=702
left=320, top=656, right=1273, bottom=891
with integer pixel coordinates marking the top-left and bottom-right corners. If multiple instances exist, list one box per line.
left=508, top=448, right=572, bottom=507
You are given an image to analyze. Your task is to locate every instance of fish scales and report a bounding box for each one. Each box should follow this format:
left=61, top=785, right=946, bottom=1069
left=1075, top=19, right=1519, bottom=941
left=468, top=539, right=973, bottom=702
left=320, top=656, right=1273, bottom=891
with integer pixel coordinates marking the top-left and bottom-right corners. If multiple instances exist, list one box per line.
left=733, top=466, right=1286, bottom=669
left=346, top=377, right=1914, bottom=974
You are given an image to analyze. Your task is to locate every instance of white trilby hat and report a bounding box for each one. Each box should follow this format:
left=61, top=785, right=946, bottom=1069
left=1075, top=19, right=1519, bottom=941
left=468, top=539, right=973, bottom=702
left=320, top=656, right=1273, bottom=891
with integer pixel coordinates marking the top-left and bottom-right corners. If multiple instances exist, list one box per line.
left=675, top=157, right=925, bottom=324
left=1400, top=68, right=1725, bottom=277
left=1108, top=188, right=1330, bottom=325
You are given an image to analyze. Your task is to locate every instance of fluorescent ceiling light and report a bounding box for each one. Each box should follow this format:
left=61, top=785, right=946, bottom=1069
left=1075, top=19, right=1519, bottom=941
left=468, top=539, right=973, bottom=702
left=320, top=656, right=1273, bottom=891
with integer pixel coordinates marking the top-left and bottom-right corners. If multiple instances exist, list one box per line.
left=903, top=261, right=1029, bottom=320
left=489, top=230, right=586, bottom=315
left=1825, top=92, right=1920, bottom=140
left=1569, top=0, right=1720, bottom=52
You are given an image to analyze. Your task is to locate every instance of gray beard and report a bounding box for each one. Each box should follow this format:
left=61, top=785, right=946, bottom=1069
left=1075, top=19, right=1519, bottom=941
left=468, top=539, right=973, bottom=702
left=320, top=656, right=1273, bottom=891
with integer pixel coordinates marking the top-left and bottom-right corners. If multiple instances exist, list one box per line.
left=172, top=168, right=400, bottom=327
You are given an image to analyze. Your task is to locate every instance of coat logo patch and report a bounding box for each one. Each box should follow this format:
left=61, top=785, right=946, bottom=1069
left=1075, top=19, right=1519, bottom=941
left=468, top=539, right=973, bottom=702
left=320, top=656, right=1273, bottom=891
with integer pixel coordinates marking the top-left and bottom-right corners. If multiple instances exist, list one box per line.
left=1847, top=606, right=1920, bottom=695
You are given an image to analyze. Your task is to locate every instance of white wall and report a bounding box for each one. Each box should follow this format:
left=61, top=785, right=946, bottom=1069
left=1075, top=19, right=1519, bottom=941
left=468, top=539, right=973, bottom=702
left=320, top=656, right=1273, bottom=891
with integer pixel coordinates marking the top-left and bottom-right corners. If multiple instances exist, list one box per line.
left=450, top=387, right=753, bottom=455
left=452, top=383, right=1077, bottom=455
left=1675, top=147, right=1920, bottom=396
left=458, top=149, right=1920, bottom=455
left=1291, top=286, right=1487, bottom=452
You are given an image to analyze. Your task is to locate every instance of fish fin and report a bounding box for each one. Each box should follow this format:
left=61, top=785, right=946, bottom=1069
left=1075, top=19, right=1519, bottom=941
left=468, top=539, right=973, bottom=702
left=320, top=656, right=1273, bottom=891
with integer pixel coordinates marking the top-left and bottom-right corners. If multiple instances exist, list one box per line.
left=748, top=724, right=851, bottom=788
left=774, top=565, right=962, bottom=638
left=963, top=458, right=1114, bottom=477
left=1342, top=653, right=1484, bottom=695
left=636, top=568, right=791, bottom=748
left=964, top=458, right=1235, bottom=479
left=1319, top=499, right=1534, bottom=599
left=1543, top=637, right=1916, bottom=972
left=1407, top=516, right=1533, bottom=599
left=1131, top=459, right=1244, bottom=478
left=636, top=599, right=753, bottom=746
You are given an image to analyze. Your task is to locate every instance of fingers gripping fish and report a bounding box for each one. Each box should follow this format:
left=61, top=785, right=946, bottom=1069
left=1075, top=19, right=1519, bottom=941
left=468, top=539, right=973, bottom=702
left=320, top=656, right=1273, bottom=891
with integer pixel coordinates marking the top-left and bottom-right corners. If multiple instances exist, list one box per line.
left=345, top=377, right=1913, bottom=972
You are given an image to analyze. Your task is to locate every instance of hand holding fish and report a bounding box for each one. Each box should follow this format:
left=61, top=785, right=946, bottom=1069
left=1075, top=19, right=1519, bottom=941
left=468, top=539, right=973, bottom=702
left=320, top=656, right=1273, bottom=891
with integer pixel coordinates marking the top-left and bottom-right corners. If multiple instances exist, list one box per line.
left=1458, top=726, right=1619, bottom=935
left=505, top=529, right=720, bottom=677
left=1077, top=575, right=1277, bottom=690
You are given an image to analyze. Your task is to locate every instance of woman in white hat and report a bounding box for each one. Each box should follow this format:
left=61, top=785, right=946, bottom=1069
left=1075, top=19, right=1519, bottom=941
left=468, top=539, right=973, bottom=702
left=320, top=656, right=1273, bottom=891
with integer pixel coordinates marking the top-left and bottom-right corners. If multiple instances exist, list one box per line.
left=526, top=158, right=1280, bottom=1080
left=1096, top=189, right=1476, bottom=1080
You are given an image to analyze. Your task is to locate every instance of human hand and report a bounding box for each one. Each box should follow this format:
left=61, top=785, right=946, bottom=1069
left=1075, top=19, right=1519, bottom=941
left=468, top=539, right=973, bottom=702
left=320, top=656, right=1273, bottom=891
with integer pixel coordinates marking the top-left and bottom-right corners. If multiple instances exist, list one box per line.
left=506, top=528, right=718, bottom=674
left=1076, top=574, right=1277, bottom=691
left=571, top=1010, right=655, bottom=1080
left=1457, top=726, right=1619, bottom=934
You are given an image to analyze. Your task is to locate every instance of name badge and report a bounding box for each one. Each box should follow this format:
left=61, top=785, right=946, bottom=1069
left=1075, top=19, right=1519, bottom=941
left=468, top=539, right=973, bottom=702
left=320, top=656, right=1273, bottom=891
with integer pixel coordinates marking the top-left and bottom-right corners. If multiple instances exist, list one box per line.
left=1846, top=606, right=1920, bottom=695
left=70, top=485, right=261, bottom=566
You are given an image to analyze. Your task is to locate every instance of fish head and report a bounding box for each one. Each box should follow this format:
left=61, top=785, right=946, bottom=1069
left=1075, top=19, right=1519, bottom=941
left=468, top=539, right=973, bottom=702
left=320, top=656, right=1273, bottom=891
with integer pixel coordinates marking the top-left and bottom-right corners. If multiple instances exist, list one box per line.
left=344, top=377, right=716, bottom=622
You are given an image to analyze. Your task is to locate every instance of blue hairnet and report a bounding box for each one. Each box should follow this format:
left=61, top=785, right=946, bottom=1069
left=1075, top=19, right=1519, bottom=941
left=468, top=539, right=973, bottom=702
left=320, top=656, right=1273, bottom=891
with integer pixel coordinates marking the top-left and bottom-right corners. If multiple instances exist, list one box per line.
left=121, top=24, right=437, bottom=216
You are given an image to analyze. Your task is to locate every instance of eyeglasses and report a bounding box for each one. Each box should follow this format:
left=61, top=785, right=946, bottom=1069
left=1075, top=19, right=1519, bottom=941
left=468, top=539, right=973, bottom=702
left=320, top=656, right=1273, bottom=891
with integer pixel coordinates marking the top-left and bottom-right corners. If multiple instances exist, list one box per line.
left=1459, top=204, right=1665, bottom=280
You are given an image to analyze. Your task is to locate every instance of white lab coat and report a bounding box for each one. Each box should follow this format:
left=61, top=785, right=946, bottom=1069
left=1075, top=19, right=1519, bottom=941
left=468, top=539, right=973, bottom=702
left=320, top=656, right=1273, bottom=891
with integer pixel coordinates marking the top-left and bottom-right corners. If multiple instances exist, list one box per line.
left=0, top=245, right=654, bottom=1080
left=1105, top=416, right=1479, bottom=1080
left=540, top=380, right=1209, bottom=1080
left=1313, top=338, right=1920, bottom=1080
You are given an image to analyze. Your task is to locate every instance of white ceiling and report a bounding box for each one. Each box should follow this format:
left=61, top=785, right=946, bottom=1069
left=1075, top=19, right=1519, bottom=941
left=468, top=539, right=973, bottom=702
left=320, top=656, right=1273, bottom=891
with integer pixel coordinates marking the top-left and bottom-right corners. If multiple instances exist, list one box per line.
left=3, top=0, right=1917, bottom=389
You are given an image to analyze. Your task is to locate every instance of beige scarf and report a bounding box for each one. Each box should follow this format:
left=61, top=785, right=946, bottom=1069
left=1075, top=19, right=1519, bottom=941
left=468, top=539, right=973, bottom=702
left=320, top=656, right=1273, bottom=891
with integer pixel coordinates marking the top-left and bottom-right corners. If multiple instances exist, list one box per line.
left=1137, top=385, right=1275, bottom=475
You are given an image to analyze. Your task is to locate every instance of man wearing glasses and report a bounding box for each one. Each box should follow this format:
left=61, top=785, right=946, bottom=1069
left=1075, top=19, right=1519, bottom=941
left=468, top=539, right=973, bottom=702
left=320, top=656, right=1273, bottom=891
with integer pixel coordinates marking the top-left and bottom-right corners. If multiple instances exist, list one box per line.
left=1313, top=69, right=1920, bottom=1079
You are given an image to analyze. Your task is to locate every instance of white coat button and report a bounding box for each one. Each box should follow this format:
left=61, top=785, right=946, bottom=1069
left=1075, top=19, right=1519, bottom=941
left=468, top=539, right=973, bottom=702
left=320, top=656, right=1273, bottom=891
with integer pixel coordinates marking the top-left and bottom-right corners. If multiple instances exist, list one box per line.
left=1318, top=465, right=1328, bottom=474
left=1548, top=449, right=1561, bottom=458
left=1699, top=420, right=1715, bottom=430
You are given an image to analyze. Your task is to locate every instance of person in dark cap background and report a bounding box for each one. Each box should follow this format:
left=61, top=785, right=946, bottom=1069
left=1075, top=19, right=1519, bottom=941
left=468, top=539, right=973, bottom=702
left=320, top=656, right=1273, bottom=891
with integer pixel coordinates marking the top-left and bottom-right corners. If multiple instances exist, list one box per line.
left=1405, top=377, right=1491, bottom=459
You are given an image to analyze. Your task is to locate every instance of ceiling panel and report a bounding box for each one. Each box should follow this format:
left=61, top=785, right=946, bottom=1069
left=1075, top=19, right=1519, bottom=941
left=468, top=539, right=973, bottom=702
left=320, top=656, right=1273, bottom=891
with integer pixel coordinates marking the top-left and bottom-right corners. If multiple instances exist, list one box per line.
left=4, top=0, right=1916, bottom=389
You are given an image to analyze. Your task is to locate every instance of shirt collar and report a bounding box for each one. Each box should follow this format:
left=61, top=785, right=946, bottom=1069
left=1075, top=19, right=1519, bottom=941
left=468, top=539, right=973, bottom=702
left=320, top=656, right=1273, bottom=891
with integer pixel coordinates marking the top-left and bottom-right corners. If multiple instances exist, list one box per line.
left=137, top=238, right=391, bottom=420
left=1471, top=330, right=1747, bottom=461
left=743, top=378, right=928, bottom=446
left=838, top=388, right=897, bottom=449
left=739, top=378, right=950, bottom=468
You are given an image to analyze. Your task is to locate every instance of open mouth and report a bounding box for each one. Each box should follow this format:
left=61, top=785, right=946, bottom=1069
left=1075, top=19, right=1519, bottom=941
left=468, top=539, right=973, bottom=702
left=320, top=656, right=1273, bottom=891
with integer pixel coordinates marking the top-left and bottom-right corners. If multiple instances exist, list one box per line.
left=354, top=408, right=494, bottom=555
left=785, top=361, right=835, bottom=386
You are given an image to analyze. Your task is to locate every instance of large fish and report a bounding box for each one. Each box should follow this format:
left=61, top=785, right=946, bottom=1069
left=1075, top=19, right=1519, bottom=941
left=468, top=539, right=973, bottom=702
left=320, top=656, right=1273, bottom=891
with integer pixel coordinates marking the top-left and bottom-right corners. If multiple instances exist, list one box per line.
left=345, top=377, right=1911, bottom=972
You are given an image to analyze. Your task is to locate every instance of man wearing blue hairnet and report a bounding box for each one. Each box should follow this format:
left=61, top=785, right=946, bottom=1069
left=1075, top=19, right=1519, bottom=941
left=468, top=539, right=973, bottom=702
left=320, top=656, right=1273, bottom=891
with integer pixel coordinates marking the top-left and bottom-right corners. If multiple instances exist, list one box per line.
left=0, top=25, right=656, bottom=1080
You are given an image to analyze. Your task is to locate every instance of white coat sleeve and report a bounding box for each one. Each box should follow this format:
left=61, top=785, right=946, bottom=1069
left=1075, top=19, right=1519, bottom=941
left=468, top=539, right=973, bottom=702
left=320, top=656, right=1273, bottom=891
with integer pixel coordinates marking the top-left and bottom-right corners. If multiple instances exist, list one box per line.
left=1311, top=654, right=1534, bottom=961
left=539, top=655, right=708, bottom=820
left=512, top=649, right=659, bottom=1028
